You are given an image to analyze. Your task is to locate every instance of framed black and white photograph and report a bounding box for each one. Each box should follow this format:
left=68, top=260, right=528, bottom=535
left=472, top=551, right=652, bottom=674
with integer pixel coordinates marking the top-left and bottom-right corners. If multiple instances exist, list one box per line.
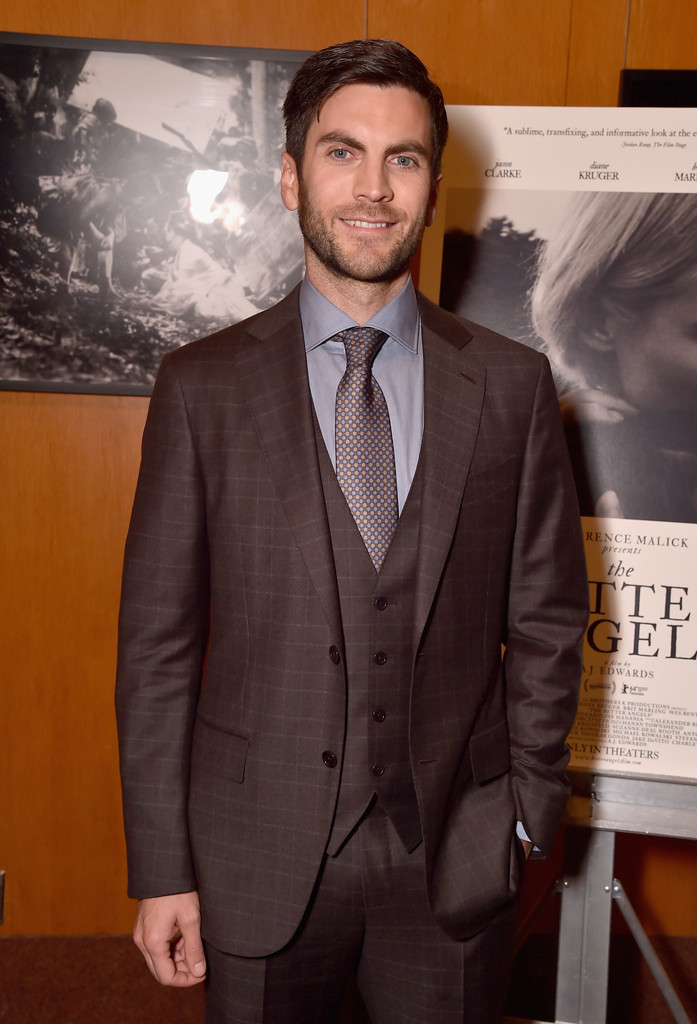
left=0, top=32, right=308, bottom=394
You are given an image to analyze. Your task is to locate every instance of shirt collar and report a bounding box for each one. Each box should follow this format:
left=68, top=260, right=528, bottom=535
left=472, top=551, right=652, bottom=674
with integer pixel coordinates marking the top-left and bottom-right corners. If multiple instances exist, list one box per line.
left=299, top=276, right=420, bottom=354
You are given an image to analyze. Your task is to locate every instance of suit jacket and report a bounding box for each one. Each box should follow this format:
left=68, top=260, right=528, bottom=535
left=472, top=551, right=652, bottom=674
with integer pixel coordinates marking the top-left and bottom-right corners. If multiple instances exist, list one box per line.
left=115, top=285, right=588, bottom=956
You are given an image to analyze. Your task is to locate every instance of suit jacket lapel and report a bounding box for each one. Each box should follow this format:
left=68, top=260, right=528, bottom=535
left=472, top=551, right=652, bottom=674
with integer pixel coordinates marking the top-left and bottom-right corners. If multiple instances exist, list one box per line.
left=230, top=289, right=343, bottom=641
left=413, top=299, right=486, bottom=649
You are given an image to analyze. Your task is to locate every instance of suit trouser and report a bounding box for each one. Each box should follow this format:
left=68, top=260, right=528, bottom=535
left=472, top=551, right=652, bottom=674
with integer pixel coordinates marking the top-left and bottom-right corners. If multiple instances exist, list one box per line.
left=203, top=803, right=519, bottom=1024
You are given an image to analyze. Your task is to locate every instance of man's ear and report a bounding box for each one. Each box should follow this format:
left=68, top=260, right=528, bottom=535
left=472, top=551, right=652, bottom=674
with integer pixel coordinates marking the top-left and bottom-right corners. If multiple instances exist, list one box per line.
left=425, top=173, right=442, bottom=228
left=280, top=152, right=300, bottom=212
left=419, top=172, right=440, bottom=228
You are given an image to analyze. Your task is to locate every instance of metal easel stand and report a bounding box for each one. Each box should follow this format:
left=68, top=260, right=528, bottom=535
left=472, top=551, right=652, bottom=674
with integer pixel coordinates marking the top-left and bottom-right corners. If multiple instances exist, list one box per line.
left=554, top=826, right=692, bottom=1024
left=506, top=774, right=697, bottom=1024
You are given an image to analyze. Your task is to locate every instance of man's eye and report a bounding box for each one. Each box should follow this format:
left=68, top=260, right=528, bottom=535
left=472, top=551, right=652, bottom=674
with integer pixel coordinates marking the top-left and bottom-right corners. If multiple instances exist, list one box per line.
left=395, top=155, right=414, bottom=167
left=331, top=148, right=349, bottom=159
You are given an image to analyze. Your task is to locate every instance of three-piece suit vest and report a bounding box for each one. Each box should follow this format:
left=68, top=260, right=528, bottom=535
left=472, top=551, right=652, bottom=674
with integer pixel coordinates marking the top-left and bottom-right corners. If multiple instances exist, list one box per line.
left=313, top=419, right=424, bottom=856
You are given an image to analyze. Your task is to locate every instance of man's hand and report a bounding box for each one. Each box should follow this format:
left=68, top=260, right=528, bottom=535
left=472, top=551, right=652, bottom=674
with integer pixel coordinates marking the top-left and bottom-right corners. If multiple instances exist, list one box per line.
left=133, top=891, right=206, bottom=987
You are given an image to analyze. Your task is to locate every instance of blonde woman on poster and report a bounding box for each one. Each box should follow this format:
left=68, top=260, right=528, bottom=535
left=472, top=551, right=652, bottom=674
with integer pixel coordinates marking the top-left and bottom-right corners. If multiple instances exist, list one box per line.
left=531, top=191, right=697, bottom=523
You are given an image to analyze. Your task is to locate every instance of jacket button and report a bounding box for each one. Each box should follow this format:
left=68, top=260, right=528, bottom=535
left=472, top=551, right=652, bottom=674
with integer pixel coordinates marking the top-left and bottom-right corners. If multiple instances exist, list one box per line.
left=322, top=750, right=337, bottom=768
left=373, top=651, right=387, bottom=665
left=375, top=596, right=388, bottom=611
left=329, top=646, right=341, bottom=664
left=371, top=763, right=385, bottom=777
left=371, top=708, right=386, bottom=722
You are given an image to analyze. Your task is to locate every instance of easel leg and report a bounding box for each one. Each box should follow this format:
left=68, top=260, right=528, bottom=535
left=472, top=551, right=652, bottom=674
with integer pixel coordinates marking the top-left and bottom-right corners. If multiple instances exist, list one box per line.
left=611, top=880, right=692, bottom=1024
left=555, top=827, right=614, bottom=1024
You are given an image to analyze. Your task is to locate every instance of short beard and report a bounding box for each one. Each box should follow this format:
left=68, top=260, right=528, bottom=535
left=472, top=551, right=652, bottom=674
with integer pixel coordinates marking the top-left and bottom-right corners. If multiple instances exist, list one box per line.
left=296, top=178, right=428, bottom=284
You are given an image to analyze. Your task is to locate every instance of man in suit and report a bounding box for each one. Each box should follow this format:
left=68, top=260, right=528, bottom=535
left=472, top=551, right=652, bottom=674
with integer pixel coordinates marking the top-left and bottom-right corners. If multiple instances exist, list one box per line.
left=116, top=39, right=589, bottom=1024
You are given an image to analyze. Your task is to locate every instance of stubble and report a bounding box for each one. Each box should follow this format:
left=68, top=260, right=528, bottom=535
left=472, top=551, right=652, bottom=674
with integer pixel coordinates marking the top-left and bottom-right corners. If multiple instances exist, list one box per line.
left=296, top=179, right=429, bottom=285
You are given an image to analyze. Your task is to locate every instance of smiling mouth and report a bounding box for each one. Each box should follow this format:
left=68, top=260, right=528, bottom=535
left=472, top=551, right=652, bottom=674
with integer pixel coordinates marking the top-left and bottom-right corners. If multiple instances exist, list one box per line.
left=342, top=219, right=393, bottom=229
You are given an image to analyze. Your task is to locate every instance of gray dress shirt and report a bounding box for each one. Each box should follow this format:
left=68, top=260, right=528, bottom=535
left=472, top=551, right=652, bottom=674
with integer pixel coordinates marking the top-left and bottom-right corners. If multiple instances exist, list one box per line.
left=300, top=276, right=424, bottom=514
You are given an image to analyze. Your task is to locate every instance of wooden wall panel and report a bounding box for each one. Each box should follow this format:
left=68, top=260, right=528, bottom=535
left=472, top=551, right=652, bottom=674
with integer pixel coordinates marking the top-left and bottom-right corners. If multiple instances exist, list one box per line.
left=627, top=0, right=697, bottom=69
left=1, top=0, right=696, bottom=939
left=615, top=833, right=697, bottom=937
left=0, top=0, right=364, bottom=51
left=0, top=392, right=148, bottom=933
left=368, top=0, right=574, bottom=106
left=566, top=0, right=629, bottom=105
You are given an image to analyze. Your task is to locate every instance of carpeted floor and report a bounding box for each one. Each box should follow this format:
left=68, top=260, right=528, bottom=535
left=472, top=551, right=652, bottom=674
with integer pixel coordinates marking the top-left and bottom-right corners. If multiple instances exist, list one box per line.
left=0, top=933, right=695, bottom=1022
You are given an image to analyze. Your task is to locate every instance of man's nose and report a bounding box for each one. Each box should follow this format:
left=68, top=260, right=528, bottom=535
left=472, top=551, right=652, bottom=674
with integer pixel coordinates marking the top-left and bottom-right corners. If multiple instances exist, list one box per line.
left=352, top=158, right=394, bottom=203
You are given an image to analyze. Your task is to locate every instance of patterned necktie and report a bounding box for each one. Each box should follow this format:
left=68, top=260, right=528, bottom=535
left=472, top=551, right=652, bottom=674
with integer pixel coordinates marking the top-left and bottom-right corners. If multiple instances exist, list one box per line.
left=335, top=326, right=399, bottom=570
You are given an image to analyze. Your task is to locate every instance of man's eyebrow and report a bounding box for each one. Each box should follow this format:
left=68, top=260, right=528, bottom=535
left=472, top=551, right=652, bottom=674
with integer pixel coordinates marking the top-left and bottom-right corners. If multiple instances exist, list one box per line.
left=314, top=131, right=366, bottom=152
left=385, top=141, right=430, bottom=159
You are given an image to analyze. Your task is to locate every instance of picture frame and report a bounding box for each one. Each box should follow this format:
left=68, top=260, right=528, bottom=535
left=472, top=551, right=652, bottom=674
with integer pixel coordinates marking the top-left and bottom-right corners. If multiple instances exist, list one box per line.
left=0, top=32, right=310, bottom=394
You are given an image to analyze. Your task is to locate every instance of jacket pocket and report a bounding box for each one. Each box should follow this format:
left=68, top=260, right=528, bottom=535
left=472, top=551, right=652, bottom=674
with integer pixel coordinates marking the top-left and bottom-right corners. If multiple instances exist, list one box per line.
left=469, top=719, right=511, bottom=784
left=192, top=715, right=250, bottom=783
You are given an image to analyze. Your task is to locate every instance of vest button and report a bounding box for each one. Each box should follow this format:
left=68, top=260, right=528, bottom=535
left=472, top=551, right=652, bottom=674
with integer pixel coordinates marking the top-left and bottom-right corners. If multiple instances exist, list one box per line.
left=373, top=651, right=387, bottom=665
left=329, top=646, right=341, bottom=664
left=372, top=708, right=386, bottom=722
left=375, top=596, right=388, bottom=611
left=371, top=763, right=386, bottom=777
left=322, top=750, right=338, bottom=768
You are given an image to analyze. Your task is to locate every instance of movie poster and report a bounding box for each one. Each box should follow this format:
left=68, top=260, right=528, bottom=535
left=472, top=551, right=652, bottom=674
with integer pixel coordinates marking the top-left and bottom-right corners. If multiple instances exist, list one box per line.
left=421, top=106, right=697, bottom=783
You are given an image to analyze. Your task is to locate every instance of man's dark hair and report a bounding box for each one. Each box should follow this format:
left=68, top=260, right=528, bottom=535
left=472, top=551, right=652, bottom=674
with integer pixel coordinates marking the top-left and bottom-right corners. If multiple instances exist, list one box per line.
left=283, top=39, right=448, bottom=176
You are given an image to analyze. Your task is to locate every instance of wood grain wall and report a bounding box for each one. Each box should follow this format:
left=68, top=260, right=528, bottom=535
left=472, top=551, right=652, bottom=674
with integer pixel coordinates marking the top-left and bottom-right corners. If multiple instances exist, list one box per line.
left=1, top=0, right=695, bottom=937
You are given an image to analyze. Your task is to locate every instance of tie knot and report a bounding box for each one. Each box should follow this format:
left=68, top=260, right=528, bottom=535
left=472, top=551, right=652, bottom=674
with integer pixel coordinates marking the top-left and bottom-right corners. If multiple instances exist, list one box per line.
left=337, top=326, right=388, bottom=372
